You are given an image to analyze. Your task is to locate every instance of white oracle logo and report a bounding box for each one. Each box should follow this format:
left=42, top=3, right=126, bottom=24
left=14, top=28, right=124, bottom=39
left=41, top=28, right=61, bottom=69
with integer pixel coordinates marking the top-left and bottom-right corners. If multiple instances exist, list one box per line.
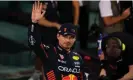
left=58, top=66, right=80, bottom=73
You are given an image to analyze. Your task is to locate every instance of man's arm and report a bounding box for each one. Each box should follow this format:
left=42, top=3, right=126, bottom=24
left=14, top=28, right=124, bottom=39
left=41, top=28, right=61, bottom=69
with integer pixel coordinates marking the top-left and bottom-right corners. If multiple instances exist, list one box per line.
left=28, top=23, right=48, bottom=62
left=38, top=17, right=61, bottom=29
left=99, top=1, right=130, bottom=27
left=72, top=1, right=80, bottom=26
left=32, top=1, right=61, bottom=29
left=103, top=16, right=123, bottom=27
left=118, top=65, right=133, bottom=80
left=99, top=59, right=107, bottom=77
left=29, top=1, right=50, bottom=62
left=103, top=7, right=130, bottom=27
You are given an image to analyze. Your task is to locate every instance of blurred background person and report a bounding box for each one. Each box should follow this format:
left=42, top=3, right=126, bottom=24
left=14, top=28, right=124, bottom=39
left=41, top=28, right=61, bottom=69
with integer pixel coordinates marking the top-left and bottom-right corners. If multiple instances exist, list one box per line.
left=57, top=1, right=79, bottom=26
left=98, top=0, right=131, bottom=61
left=120, top=1, right=133, bottom=35
left=99, top=0, right=130, bottom=35
left=99, top=32, right=133, bottom=80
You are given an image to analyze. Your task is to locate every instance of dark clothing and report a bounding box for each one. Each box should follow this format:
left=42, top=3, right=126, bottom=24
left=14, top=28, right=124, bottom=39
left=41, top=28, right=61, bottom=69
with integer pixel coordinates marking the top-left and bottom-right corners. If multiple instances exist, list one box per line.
left=57, top=1, right=73, bottom=24
left=40, top=27, right=57, bottom=45
left=28, top=23, right=83, bottom=80
left=124, top=18, right=133, bottom=36
left=40, top=1, right=59, bottom=45
left=78, top=50, right=101, bottom=80
left=101, top=32, right=133, bottom=79
left=120, top=1, right=133, bottom=35
left=79, top=5, right=89, bottom=49
left=44, top=1, right=59, bottom=22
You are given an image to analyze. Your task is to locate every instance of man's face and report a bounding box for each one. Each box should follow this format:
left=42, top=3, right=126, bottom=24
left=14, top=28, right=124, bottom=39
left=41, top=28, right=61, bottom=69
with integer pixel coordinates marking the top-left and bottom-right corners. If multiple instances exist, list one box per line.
left=57, top=34, right=76, bottom=50
left=105, top=39, right=121, bottom=59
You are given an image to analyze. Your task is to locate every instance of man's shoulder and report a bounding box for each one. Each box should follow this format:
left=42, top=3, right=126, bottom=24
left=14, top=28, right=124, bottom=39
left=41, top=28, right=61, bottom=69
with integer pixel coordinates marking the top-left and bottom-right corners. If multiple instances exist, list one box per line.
left=99, top=0, right=113, bottom=17
left=99, top=0, right=111, bottom=7
left=42, top=44, right=53, bottom=48
left=72, top=51, right=80, bottom=56
left=41, top=44, right=57, bottom=58
left=71, top=51, right=83, bottom=60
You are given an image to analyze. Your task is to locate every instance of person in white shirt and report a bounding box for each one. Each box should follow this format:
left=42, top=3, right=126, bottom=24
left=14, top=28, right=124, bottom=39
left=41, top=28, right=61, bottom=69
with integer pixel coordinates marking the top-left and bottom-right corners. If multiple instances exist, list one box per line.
left=99, top=0, right=131, bottom=34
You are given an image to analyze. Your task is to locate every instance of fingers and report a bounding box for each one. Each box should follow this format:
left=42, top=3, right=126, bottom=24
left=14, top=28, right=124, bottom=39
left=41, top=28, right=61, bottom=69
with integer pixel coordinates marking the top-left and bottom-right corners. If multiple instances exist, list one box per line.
left=34, top=1, right=37, bottom=11
left=125, top=8, right=131, bottom=15
left=34, top=1, right=40, bottom=10
left=37, top=0, right=42, bottom=10
left=32, top=4, right=35, bottom=12
left=43, top=3, right=47, bottom=10
left=40, top=3, right=42, bottom=10
left=41, top=9, right=46, bottom=17
left=37, top=0, right=40, bottom=9
left=34, top=0, right=43, bottom=11
left=31, top=3, right=35, bottom=18
left=128, top=7, right=131, bottom=9
left=127, top=8, right=130, bottom=12
left=125, top=7, right=130, bottom=12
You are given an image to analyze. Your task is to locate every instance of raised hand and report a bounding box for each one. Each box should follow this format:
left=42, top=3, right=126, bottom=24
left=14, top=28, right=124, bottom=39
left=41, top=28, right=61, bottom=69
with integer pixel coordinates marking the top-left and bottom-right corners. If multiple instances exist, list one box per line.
left=121, top=7, right=131, bottom=19
left=31, top=1, right=47, bottom=23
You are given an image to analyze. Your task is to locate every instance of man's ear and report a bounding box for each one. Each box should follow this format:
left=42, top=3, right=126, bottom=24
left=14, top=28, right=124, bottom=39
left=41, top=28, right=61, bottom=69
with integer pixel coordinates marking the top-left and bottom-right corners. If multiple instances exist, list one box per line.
left=57, top=34, right=60, bottom=39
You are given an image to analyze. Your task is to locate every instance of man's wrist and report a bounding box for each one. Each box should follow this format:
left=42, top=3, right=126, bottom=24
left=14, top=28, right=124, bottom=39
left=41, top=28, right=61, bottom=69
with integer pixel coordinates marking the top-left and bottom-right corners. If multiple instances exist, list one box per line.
left=52, top=23, right=61, bottom=29
left=120, top=14, right=127, bottom=20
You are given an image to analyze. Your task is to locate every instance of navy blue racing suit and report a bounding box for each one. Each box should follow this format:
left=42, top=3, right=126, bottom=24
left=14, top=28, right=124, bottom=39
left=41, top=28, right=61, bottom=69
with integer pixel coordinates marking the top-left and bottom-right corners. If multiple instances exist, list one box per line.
left=28, top=23, right=83, bottom=80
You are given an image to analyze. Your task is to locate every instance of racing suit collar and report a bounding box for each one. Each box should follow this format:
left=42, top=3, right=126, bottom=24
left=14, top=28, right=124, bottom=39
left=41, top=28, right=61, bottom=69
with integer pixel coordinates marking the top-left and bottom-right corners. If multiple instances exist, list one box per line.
left=56, top=44, right=71, bottom=54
